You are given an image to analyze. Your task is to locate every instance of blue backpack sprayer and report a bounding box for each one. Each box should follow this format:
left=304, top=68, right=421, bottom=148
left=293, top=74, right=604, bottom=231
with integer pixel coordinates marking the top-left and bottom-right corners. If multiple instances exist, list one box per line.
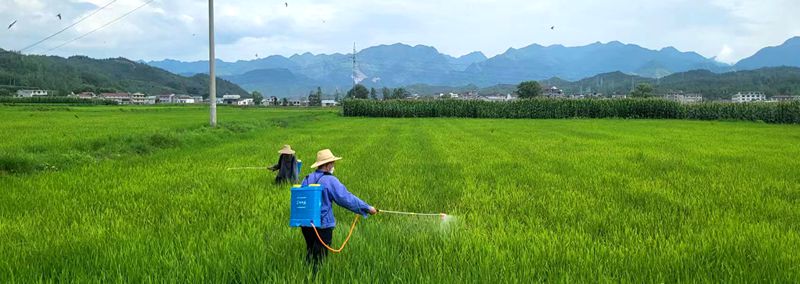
left=289, top=184, right=447, bottom=253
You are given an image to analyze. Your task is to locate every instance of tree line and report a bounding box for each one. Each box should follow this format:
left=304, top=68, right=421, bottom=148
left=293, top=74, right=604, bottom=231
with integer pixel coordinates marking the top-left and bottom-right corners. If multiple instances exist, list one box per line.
left=345, top=84, right=412, bottom=101
left=515, top=80, right=656, bottom=98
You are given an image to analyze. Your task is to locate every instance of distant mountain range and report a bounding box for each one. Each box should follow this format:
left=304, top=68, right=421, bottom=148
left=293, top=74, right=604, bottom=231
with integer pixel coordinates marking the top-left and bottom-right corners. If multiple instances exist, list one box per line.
left=0, top=49, right=248, bottom=97
left=734, top=37, right=800, bottom=70
left=146, top=37, right=800, bottom=97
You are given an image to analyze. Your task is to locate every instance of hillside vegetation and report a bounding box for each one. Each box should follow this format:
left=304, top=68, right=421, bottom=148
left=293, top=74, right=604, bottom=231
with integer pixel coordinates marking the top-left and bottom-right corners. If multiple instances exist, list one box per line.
left=0, top=49, right=248, bottom=97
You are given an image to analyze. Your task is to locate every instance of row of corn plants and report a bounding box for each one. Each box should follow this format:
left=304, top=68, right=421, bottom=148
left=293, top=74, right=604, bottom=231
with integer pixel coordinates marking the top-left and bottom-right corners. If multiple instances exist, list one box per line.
left=342, top=99, right=800, bottom=124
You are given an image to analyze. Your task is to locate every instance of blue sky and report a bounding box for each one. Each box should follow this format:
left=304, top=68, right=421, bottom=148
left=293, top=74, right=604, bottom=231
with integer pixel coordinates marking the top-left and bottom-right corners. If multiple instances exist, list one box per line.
left=1, top=0, right=798, bottom=63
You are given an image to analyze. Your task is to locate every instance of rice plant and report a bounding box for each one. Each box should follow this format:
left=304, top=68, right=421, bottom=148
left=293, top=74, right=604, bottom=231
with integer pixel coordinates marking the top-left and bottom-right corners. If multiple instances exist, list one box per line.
left=1, top=105, right=799, bottom=282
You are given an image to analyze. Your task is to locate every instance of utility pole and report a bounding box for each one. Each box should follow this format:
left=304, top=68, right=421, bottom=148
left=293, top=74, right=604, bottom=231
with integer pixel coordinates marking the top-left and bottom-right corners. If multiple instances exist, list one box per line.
left=631, top=78, right=635, bottom=92
left=208, top=0, right=217, bottom=127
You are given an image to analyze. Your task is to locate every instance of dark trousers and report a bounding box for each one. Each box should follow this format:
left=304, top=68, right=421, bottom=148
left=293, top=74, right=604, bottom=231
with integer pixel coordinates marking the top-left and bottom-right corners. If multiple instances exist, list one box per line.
left=301, top=227, right=333, bottom=266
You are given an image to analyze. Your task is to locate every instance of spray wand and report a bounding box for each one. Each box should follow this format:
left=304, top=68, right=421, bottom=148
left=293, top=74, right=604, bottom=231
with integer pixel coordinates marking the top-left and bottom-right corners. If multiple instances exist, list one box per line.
left=378, top=209, right=449, bottom=220
left=226, top=166, right=269, bottom=171
left=227, top=160, right=302, bottom=172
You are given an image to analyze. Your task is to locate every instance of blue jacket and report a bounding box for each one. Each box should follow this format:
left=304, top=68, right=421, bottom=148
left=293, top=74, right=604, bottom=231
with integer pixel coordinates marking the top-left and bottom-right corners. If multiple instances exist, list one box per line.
left=301, top=170, right=372, bottom=228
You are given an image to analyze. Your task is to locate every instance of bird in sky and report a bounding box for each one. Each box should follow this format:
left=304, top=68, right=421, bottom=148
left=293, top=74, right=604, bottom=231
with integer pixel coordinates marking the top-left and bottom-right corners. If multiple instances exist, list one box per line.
left=57, top=13, right=62, bottom=20
left=551, top=26, right=555, bottom=30
left=285, top=2, right=288, bottom=7
left=8, top=20, right=17, bottom=29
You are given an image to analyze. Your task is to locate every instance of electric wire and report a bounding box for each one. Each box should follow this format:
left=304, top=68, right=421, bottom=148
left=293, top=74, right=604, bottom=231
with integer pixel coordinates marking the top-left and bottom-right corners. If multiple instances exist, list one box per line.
left=20, top=0, right=119, bottom=53
left=46, top=0, right=155, bottom=53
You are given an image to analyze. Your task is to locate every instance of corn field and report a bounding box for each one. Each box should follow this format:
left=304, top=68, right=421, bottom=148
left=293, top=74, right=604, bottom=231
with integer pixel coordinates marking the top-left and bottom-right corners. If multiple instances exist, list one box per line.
left=342, top=99, right=800, bottom=124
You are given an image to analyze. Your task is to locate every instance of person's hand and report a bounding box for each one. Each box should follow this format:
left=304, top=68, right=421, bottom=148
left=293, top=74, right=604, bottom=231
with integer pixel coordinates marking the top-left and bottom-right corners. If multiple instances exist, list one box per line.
left=367, top=207, right=377, bottom=215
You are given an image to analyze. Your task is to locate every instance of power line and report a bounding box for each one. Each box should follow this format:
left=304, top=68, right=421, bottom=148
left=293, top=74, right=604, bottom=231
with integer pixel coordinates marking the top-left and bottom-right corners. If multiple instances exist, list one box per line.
left=46, top=0, right=155, bottom=53
left=20, top=0, right=119, bottom=53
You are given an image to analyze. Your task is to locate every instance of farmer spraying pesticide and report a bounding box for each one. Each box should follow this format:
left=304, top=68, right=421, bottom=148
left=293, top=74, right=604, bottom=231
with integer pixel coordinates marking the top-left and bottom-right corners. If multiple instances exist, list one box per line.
left=288, top=149, right=451, bottom=272
left=268, top=145, right=300, bottom=184
left=226, top=144, right=302, bottom=184
left=296, top=149, right=376, bottom=267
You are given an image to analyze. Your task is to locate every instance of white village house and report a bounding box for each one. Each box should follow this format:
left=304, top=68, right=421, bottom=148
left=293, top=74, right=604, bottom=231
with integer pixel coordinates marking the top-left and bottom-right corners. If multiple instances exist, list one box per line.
left=731, top=92, right=766, bottom=103
left=237, top=98, right=255, bottom=106
left=131, top=93, right=146, bottom=104
left=664, top=93, right=703, bottom=104
left=544, top=86, right=565, bottom=98
left=611, top=94, right=628, bottom=99
left=222, top=95, right=241, bottom=105
left=263, top=96, right=280, bottom=106
left=321, top=99, right=338, bottom=107
left=288, top=98, right=305, bottom=106
left=481, top=94, right=516, bottom=102
left=16, top=90, right=48, bottom=97
left=158, top=94, right=177, bottom=103
left=100, top=93, right=132, bottom=104
left=176, top=95, right=195, bottom=104
left=145, top=96, right=158, bottom=105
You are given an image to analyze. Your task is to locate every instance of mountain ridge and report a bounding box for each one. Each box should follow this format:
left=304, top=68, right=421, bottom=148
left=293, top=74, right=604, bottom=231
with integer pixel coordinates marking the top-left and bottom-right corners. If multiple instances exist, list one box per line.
left=734, top=36, right=800, bottom=70
left=0, top=49, right=248, bottom=97
left=147, top=40, right=752, bottom=96
left=9, top=37, right=791, bottom=98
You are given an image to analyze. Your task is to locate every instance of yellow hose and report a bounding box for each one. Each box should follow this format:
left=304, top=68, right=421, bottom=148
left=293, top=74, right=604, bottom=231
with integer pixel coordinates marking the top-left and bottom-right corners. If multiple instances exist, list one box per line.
left=310, top=214, right=360, bottom=253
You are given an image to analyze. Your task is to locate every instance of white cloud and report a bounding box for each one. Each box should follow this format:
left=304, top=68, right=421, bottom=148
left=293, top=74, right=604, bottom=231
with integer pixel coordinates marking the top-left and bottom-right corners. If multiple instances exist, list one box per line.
left=0, top=0, right=798, bottom=63
left=13, top=0, right=45, bottom=10
left=716, top=44, right=735, bottom=63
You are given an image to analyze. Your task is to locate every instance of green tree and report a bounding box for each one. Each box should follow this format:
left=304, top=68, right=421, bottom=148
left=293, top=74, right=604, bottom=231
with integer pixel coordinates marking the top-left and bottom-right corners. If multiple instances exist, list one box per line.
left=308, top=87, right=322, bottom=106
left=516, top=81, right=542, bottom=99
left=381, top=87, right=391, bottom=100
left=95, top=87, right=117, bottom=94
left=251, top=91, right=264, bottom=105
left=630, top=83, right=654, bottom=98
left=346, top=84, right=369, bottom=99
left=370, top=87, right=378, bottom=100
left=281, top=97, right=289, bottom=106
left=391, top=88, right=409, bottom=100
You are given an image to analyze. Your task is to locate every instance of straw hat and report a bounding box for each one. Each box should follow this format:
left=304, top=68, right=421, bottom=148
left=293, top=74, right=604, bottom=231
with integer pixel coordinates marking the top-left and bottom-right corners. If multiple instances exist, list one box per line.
left=278, top=145, right=295, bottom=155
left=310, top=149, right=342, bottom=168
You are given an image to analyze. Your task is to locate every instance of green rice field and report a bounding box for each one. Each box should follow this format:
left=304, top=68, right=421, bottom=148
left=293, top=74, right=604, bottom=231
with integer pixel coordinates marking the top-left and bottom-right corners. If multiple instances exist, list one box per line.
left=1, top=105, right=799, bottom=282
